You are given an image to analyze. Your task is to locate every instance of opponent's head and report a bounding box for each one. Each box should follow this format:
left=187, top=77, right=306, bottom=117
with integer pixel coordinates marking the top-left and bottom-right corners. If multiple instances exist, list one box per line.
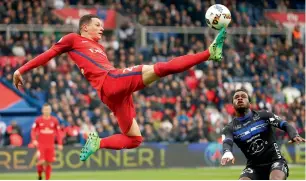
left=42, top=103, right=52, bottom=117
left=79, top=14, right=104, bottom=41
left=232, top=88, right=251, bottom=114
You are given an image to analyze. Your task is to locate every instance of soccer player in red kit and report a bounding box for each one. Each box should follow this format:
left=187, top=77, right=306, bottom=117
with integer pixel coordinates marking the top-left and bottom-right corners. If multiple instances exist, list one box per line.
left=13, top=14, right=227, bottom=161
left=31, top=104, right=63, bottom=180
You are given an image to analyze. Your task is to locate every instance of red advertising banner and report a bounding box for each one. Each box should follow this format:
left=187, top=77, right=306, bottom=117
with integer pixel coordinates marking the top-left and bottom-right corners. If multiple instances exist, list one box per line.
left=53, top=8, right=116, bottom=29
left=265, top=11, right=305, bottom=24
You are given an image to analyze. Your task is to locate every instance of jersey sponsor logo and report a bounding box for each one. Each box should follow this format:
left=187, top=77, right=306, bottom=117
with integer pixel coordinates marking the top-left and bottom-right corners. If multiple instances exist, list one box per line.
left=81, top=40, right=88, bottom=43
left=273, top=143, right=282, bottom=159
left=248, top=139, right=266, bottom=155
left=123, top=65, right=139, bottom=73
left=89, top=48, right=107, bottom=58
left=40, top=129, right=55, bottom=134
left=233, top=120, right=268, bottom=141
left=246, top=134, right=260, bottom=143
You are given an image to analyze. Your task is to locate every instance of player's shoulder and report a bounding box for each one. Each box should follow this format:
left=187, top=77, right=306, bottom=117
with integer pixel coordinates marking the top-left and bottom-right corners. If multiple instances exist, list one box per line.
left=222, top=121, right=233, bottom=131
left=51, top=116, right=59, bottom=121
left=35, top=116, right=43, bottom=121
left=255, top=109, right=274, bottom=119
left=65, top=33, right=79, bottom=38
left=60, top=33, right=79, bottom=41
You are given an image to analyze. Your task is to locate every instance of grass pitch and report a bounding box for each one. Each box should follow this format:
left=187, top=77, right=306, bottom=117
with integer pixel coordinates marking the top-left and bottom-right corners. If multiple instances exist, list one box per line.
left=0, top=166, right=304, bottom=180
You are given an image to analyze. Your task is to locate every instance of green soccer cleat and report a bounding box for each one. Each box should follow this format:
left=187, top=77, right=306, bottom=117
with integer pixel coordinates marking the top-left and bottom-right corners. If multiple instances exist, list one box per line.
left=208, top=27, right=227, bottom=62
left=80, top=132, right=100, bottom=161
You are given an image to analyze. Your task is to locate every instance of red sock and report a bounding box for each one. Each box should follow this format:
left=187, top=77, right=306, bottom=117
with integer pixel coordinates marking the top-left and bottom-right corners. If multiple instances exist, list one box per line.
left=45, top=165, right=52, bottom=180
left=37, top=165, right=43, bottom=177
left=100, top=134, right=143, bottom=150
left=153, top=50, right=210, bottom=77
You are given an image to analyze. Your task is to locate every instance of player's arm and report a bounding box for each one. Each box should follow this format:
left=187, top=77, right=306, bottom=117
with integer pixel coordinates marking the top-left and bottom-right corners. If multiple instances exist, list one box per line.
left=55, top=118, right=63, bottom=150
left=221, top=124, right=235, bottom=165
left=267, top=111, right=305, bottom=143
left=13, top=33, right=75, bottom=90
left=31, top=119, right=39, bottom=147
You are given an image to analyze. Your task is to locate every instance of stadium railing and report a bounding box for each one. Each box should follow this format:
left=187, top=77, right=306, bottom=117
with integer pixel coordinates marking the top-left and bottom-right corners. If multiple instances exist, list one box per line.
left=136, top=25, right=289, bottom=48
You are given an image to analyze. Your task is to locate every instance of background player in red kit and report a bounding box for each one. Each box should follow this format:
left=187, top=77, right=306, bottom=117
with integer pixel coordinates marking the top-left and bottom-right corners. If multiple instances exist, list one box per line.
left=31, top=104, right=63, bottom=180
left=13, top=14, right=227, bottom=161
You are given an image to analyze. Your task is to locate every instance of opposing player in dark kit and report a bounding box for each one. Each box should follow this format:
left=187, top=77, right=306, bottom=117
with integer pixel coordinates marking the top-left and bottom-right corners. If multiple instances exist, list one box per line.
left=221, top=89, right=305, bottom=180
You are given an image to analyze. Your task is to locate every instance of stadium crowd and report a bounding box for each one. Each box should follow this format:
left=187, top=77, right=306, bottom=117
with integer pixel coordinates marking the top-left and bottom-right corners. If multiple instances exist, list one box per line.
left=0, top=0, right=305, bottom=147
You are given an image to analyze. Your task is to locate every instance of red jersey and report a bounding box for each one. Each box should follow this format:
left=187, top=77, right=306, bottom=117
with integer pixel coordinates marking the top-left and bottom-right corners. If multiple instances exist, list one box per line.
left=19, top=33, right=115, bottom=92
left=31, top=116, right=62, bottom=147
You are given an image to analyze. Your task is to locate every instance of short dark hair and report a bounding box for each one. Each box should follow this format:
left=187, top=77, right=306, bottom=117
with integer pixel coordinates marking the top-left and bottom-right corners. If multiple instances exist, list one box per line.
left=78, top=14, right=100, bottom=34
left=232, top=88, right=251, bottom=103
left=43, top=103, right=51, bottom=107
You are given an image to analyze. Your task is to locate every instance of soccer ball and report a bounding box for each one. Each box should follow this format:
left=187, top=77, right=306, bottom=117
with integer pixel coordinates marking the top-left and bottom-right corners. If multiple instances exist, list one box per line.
left=205, top=4, right=231, bottom=30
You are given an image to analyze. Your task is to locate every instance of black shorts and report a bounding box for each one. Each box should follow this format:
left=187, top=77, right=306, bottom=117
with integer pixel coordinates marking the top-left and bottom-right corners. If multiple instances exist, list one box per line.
left=239, top=159, right=289, bottom=180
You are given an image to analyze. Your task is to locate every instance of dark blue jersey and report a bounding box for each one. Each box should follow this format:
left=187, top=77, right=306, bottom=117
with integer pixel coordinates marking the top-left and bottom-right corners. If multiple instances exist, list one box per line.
left=222, top=110, right=298, bottom=166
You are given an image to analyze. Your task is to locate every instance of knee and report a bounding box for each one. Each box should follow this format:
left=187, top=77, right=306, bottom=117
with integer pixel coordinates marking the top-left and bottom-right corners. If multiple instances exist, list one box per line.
left=270, top=170, right=286, bottom=180
left=130, top=136, right=143, bottom=148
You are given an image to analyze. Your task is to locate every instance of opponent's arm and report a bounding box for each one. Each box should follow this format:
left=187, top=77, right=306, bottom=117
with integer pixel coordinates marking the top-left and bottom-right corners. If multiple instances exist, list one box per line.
left=221, top=124, right=235, bottom=165
left=267, top=112, right=305, bottom=143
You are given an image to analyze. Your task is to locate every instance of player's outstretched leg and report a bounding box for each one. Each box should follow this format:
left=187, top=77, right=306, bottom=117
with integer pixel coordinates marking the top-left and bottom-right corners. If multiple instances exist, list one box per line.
left=208, top=27, right=227, bottom=62
left=80, top=132, right=100, bottom=161
left=141, top=27, right=227, bottom=85
left=80, top=119, right=143, bottom=161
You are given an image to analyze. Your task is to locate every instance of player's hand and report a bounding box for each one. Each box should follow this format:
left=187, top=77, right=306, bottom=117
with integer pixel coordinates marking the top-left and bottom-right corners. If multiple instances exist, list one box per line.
left=13, top=70, right=24, bottom=90
left=288, top=136, right=306, bottom=144
left=58, top=145, right=63, bottom=151
left=32, top=140, right=38, bottom=147
left=221, top=151, right=235, bottom=165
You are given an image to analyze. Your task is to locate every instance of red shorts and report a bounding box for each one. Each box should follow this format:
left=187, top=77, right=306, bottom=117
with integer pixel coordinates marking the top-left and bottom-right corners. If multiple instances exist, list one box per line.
left=37, top=147, right=55, bottom=162
left=100, top=65, right=145, bottom=134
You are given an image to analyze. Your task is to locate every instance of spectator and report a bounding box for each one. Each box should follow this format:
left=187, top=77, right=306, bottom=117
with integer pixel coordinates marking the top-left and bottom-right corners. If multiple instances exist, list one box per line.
left=5, top=121, right=22, bottom=146
left=0, top=120, right=6, bottom=146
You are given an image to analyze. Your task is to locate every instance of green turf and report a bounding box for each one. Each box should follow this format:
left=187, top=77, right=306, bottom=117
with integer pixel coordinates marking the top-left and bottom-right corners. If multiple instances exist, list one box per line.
left=0, top=166, right=304, bottom=180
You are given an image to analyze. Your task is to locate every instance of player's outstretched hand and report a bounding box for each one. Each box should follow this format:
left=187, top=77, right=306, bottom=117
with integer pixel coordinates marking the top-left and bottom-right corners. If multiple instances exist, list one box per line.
left=221, top=151, right=235, bottom=166
left=58, top=145, right=63, bottom=151
left=288, top=136, right=306, bottom=144
left=13, top=70, right=24, bottom=90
